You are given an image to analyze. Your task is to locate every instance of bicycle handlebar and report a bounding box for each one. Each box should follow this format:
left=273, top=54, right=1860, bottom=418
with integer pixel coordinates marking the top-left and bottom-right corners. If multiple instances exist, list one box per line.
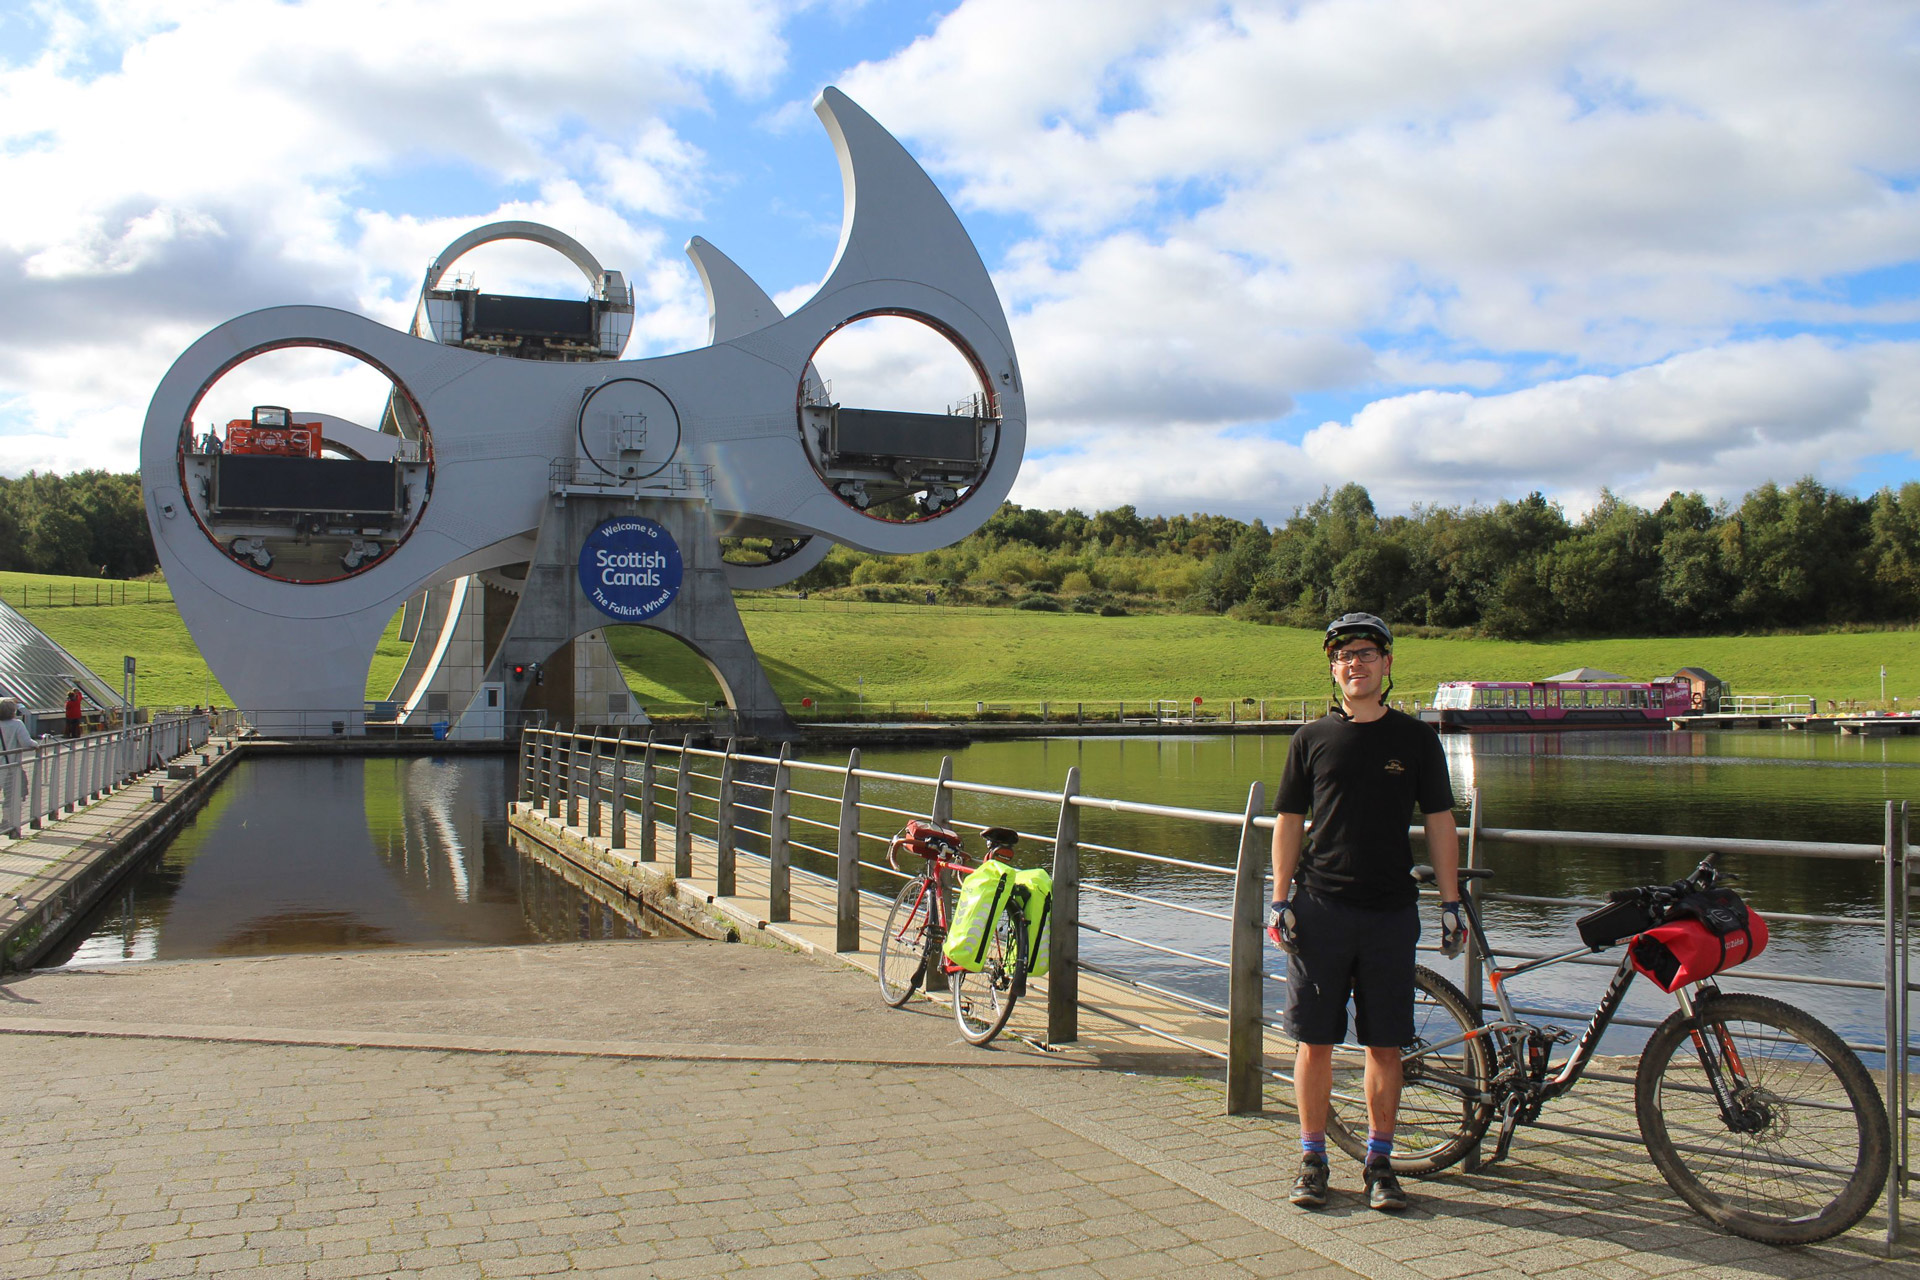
left=1605, top=854, right=1722, bottom=913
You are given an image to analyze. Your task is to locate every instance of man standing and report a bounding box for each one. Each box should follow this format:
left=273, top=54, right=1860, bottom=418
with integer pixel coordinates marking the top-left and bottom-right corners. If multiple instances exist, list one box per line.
left=64, top=685, right=84, bottom=739
left=1269, top=612, right=1461, bottom=1212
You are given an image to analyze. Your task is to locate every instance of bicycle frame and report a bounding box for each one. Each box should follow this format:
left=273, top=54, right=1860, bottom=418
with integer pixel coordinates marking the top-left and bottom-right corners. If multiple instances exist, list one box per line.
left=891, top=844, right=1014, bottom=977
left=1397, top=890, right=1660, bottom=1111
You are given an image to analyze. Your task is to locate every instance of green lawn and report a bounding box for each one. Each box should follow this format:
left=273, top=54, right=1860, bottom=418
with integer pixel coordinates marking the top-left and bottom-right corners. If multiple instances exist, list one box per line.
left=10, top=570, right=1915, bottom=712
left=606, top=605, right=1920, bottom=711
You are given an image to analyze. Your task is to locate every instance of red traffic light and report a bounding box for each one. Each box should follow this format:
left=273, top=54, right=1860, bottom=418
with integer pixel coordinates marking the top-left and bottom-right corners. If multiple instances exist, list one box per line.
left=511, top=663, right=527, bottom=681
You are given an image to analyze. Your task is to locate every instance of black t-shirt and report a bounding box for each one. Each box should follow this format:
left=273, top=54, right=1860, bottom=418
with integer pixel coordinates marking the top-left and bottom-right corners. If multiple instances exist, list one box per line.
left=1275, top=708, right=1456, bottom=909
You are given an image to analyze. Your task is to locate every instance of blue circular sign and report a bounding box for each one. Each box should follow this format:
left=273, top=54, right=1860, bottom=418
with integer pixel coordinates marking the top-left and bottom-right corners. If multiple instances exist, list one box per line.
left=578, top=518, right=683, bottom=621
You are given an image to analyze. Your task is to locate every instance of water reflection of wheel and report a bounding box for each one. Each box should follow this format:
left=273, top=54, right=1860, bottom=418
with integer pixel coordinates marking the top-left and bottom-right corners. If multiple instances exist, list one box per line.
left=1635, top=993, right=1887, bottom=1245
left=1327, top=965, right=1493, bottom=1174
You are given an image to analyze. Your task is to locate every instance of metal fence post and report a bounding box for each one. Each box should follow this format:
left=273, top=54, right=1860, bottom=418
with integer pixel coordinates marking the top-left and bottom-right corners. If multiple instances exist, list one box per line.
left=716, top=739, right=737, bottom=898
left=639, top=733, right=657, bottom=862
left=611, top=732, right=628, bottom=850
left=1888, top=800, right=1904, bottom=1248
left=1226, top=779, right=1267, bottom=1116
left=546, top=732, right=563, bottom=821
left=565, top=735, right=581, bottom=828
left=1901, top=801, right=1912, bottom=1211
left=674, top=736, right=693, bottom=878
left=1049, top=765, right=1081, bottom=1045
left=29, top=743, right=43, bottom=829
left=769, top=743, right=791, bottom=923
left=836, top=749, right=861, bottom=951
left=1462, top=786, right=1486, bottom=1173
left=930, top=755, right=953, bottom=828
left=587, top=737, right=603, bottom=839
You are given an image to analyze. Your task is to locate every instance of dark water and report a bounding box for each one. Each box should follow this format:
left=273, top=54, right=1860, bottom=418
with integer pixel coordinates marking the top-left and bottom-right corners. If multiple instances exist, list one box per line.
left=788, top=730, right=1918, bottom=1054
left=47, top=755, right=656, bottom=968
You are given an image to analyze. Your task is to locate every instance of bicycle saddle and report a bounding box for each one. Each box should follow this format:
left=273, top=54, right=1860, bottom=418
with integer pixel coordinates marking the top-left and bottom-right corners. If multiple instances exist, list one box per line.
left=979, top=826, right=1019, bottom=848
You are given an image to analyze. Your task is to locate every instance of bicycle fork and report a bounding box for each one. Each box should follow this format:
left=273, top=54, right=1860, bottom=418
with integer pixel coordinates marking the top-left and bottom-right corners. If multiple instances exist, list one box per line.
left=1676, top=985, right=1769, bottom=1135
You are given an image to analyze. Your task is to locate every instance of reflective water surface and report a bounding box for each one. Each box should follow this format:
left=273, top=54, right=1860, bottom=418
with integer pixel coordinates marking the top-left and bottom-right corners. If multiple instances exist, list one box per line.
left=794, top=730, right=1920, bottom=1052
left=48, top=755, right=656, bottom=968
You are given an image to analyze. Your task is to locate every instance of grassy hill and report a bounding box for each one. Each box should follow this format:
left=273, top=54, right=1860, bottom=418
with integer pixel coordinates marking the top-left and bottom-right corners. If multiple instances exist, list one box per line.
left=608, top=601, right=1920, bottom=712
left=7, top=570, right=1912, bottom=713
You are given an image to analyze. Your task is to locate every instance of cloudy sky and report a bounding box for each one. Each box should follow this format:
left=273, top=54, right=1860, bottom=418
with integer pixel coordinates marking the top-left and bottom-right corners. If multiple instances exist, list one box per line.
left=1, top=0, right=1915, bottom=522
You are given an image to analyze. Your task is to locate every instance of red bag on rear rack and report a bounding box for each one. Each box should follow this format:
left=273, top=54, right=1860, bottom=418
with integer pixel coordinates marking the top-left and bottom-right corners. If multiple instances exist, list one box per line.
left=1629, top=888, right=1769, bottom=992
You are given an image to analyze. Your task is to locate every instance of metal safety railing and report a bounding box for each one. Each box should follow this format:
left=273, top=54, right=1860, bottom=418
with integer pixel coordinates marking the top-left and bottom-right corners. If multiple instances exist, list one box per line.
left=515, top=727, right=1920, bottom=1243
left=1, top=712, right=215, bottom=836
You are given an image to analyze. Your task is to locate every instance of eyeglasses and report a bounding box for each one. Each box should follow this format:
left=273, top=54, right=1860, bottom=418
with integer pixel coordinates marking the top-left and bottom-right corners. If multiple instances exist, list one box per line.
left=1329, top=647, right=1385, bottom=667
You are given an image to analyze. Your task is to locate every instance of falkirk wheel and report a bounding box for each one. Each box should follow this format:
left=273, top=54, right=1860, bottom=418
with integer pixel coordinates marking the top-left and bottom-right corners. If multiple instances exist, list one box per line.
left=139, top=89, right=1025, bottom=739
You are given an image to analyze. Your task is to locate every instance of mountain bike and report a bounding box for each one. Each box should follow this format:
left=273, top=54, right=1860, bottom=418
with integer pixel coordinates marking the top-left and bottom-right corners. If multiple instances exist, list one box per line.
left=1321, top=855, right=1889, bottom=1245
left=878, top=820, right=1030, bottom=1046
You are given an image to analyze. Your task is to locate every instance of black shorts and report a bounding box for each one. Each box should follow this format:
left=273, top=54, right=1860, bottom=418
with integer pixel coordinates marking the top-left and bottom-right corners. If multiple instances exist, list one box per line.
left=1282, top=890, right=1419, bottom=1047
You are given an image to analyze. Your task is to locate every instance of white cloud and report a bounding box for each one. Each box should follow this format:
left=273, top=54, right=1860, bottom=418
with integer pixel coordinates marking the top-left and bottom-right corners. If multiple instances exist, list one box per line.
left=2, top=0, right=1917, bottom=530
left=0, top=0, right=796, bottom=470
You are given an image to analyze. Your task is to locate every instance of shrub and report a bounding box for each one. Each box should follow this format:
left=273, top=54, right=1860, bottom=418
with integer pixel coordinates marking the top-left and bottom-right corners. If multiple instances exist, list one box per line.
left=1016, top=595, right=1064, bottom=612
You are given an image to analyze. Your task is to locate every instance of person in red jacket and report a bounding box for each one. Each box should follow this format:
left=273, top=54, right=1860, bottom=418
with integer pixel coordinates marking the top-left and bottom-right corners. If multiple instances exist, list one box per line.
left=64, top=685, right=83, bottom=738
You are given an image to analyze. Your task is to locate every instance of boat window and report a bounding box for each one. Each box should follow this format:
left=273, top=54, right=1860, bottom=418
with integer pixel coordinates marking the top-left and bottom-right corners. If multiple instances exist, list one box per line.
left=1547, top=688, right=1559, bottom=708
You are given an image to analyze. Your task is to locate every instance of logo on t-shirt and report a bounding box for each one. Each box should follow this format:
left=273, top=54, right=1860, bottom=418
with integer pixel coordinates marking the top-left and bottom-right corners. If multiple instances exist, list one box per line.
left=1384, top=758, right=1406, bottom=775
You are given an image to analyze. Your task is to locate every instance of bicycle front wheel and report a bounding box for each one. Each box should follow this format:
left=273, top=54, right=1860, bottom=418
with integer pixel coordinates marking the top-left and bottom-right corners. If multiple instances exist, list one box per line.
left=953, top=901, right=1026, bottom=1046
left=1635, top=992, right=1888, bottom=1245
left=878, top=875, right=936, bottom=1008
left=1327, top=965, right=1493, bottom=1174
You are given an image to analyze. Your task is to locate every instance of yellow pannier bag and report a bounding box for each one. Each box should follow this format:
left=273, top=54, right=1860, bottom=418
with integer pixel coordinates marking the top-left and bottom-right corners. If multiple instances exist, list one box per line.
left=943, top=859, right=1016, bottom=973
left=1014, top=867, right=1052, bottom=978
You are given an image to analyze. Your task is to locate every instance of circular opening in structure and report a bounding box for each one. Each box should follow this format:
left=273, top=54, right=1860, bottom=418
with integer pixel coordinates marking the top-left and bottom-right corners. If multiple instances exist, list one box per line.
left=798, top=313, right=996, bottom=522
left=179, top=344, right=433, bottom=584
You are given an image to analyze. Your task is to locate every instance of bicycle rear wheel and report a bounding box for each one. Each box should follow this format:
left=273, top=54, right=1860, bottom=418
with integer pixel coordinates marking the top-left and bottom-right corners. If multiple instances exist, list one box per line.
left=953, top=901, right=1026, bottom=1046
left=1635, top=992, right=1888, bottom=1245
left=1327, top=965, right=1494, bottom=1174
left=878, top=876, right=936, bottom=1008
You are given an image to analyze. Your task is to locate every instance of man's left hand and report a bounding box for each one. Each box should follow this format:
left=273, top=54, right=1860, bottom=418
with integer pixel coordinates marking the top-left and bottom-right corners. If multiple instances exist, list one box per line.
left=1438, top=901, right=1465, bottom=959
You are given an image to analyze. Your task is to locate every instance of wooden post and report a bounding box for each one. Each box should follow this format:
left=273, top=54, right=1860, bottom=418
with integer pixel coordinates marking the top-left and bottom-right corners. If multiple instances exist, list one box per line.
left=1226, top=780, right=1268, bottom=1116
left=674, top=736, right=693, bottom=877
left=836, top=749, right=861, bottom=951
left=610, top=732, right=628, bottom=849
left=768, top=743, right=792, bottom=923
left=716, top=738, right=737, bottom=898
left=1049, top=766, right=1081, bottom=1044
left=639, top=733, right=657, bottom=862
left=930, top=755, right=954, bottom=828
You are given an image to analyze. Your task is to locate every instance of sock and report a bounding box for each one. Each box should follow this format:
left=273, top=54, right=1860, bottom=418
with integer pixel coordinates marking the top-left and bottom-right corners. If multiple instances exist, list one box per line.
left=1300, top=1131, right=1326, bottom=1158
left=1367, top=1132, right=1393, bottom=1163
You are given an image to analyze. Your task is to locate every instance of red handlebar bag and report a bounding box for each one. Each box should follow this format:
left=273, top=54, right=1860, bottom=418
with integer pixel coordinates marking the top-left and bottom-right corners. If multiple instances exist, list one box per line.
left=1630, top=890, right=1769, bottom=992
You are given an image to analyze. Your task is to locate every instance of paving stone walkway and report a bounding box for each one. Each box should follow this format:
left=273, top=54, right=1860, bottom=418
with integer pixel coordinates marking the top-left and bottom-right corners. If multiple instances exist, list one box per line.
left=3, top=941, right=1917, bottom=1279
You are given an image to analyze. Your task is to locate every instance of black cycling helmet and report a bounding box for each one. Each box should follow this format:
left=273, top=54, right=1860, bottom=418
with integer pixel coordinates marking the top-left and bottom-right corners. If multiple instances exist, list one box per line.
left=1323, top=612, right=1392, bottom=653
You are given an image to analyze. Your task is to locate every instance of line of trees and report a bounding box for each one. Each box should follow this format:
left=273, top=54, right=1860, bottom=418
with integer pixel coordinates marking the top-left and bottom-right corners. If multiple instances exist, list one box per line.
left=6, top=467, right=1916, bottom=640
left=0, top=472, right=156, bottom=579
left=798, top=478, right=1920, bottom=638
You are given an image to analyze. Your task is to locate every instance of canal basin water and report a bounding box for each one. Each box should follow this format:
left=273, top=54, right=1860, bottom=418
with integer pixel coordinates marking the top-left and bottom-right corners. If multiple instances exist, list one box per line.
left=785, top=729, right=1917, bottom=1054
left=45, top=754, right=659, bottom=969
